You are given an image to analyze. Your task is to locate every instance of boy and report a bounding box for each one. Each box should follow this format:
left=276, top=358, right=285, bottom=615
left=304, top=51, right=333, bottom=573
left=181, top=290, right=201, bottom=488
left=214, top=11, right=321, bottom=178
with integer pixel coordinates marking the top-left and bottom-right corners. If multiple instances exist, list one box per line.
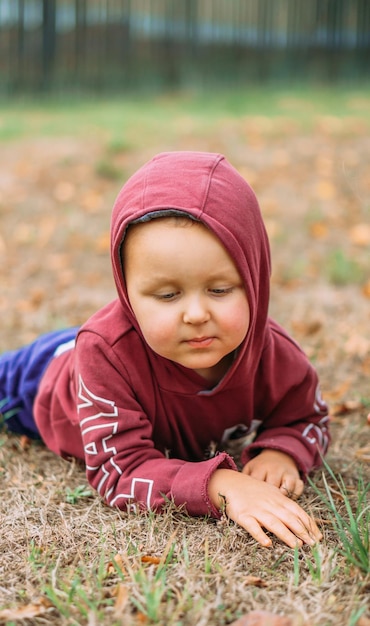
left=0, top=151, right=329, bottom=548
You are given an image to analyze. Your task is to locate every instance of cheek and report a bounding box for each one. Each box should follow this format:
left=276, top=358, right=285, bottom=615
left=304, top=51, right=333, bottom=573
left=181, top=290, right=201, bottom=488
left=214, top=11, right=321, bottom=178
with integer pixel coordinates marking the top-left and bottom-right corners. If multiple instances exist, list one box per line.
left=137, top=309, right=178, bottom=351
left=221, top=301, right=250, bottom=341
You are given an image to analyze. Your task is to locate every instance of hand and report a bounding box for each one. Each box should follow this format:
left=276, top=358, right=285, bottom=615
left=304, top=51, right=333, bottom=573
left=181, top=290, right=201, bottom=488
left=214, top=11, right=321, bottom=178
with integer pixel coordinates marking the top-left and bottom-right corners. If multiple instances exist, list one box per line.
left=208, top=469, right=321, bottom=548
left=242, top=449, right=304, bottom=499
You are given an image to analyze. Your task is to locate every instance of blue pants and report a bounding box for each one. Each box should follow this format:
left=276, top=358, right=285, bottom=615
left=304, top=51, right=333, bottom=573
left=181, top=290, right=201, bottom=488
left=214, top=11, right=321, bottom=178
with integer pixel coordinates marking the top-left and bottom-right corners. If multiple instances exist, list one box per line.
left=0, top=328, right=79, bottom=438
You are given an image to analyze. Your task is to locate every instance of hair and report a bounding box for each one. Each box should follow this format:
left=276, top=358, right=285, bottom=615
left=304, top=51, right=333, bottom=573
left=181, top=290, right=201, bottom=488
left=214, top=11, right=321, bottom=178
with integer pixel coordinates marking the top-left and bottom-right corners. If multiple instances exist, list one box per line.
left=129, top=209, right=199, bottom=227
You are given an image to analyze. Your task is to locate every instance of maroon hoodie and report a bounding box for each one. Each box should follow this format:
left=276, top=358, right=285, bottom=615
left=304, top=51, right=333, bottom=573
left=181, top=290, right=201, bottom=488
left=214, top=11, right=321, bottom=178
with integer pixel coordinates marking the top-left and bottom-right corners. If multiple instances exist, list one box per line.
left=35, top=152, right=329, bottom=517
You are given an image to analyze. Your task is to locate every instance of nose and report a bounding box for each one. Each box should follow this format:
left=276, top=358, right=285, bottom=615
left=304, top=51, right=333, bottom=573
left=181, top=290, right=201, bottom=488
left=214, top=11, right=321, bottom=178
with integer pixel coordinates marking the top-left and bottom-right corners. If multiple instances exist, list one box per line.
left=182, top=294, right=211, bottom=324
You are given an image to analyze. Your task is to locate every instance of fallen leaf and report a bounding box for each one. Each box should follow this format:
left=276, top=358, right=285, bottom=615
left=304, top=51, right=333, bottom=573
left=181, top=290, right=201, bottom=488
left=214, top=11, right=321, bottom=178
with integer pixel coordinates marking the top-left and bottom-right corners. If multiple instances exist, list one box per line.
left=107, top=553, right=127, bottom=575
left=81, top=189, right=103, bottom=213
left=20, top=435, right=31, bottom=450
left=29, top=287, right=46, bottom=307
left=15, top=298, right=39, bottom=313
left=291, top=319, right=322, bottom=336
left=331, top=399, right=364, bottom=416
left=315, top=180, right=336, bottom=200
left=0, top=597, right=52, bottom=621
left=47, top=253, right=71, bottom=271
left=141, top=555, right=161, bottom=565
left=324, top=380, right=352, bottom=402
left=113, top=583, right=129, bottom=617
left=309, top=222, right=328, bottom=239
left=140, top=530, right=178, bottom=568
left=362, top=280, right=370, bottom=299
left=95, top=231, right=111, bottom=254
left=358, top=615, right=370, bottom=626
left=242, top=575, right=268, bottom=588
left=344, top=334, right=370, bottom=358
left=349, top=223, right=370, bottom=247
left=53, top=181, right=76, bottom=203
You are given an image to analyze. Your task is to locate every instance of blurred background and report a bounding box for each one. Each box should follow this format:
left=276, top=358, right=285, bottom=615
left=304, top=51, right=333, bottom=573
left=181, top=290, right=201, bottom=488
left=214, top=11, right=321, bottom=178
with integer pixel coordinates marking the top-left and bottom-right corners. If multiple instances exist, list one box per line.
left=0, top=6, right=369, bottom=622
left=0, top=0, right=369, bottom=95
left=0, top=0, right=369, bottom=412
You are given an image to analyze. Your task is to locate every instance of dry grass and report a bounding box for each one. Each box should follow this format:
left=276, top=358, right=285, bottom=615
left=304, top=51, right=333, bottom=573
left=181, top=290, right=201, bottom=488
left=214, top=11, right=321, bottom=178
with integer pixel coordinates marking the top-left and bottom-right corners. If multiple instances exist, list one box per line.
left=0, top=427, right=369, bottom=625
left=0, top=89, right=369, bottom=625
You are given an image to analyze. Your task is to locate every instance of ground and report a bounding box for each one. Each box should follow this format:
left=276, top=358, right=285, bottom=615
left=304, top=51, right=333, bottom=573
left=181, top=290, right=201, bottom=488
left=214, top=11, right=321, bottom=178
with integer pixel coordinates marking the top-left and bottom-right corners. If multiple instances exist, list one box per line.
left=0, top=96, right=369, bottom=625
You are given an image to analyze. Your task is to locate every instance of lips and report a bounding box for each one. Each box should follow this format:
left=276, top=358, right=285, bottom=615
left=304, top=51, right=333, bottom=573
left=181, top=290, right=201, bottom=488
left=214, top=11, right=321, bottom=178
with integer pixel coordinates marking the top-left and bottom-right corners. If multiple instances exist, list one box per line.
left=186, top=337, right=214, bottom=348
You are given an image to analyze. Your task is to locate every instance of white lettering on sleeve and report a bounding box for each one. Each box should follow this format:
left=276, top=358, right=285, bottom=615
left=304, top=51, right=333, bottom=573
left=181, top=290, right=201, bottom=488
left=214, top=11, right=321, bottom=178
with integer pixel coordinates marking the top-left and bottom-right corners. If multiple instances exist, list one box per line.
left=109, top=477, right=154, bottom=511
left=77, top=374, right=118, bottom=457
left=313, top=385, right=328, bottom=415
left=77, top=375, right=154, bottom=510
left=301, top=416, right=330, bottom=453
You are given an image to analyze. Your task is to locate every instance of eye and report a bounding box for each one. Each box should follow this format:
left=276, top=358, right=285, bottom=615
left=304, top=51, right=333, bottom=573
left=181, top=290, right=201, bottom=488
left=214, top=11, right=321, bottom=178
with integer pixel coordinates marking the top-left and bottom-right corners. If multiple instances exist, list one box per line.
left=154, top=291, right=180, bottom=301
left=209, top=287, right=234, bottom=295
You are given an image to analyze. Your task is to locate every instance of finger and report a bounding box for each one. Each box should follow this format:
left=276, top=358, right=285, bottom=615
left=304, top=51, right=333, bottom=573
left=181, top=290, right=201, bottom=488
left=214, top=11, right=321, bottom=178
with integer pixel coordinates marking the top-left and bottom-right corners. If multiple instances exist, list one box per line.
left=293, top=478, right=305, bottom=497
left=280, top=476, right=304, bottom=499
left=265, top=472, right=285, bottom=489
left=236, top=514, right=273, bottom=548
left=280, top=504, right=322, bottom=544
left=241, top=461, right=252, bottom=475
left=246, top=513, right=304, bottom=549
left=290, top=515, right=322, bottom=545
left=265, top=508, right=321, bottom=548
left=243, top=464, right=268, bottom=482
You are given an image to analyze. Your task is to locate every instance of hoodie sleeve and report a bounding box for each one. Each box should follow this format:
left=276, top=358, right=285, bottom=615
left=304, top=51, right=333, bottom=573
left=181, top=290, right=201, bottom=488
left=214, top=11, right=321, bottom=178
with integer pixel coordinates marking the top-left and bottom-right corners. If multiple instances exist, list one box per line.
left=241, top=321, right=330, bottom=476
left=74, top=330, right=236, bottom=517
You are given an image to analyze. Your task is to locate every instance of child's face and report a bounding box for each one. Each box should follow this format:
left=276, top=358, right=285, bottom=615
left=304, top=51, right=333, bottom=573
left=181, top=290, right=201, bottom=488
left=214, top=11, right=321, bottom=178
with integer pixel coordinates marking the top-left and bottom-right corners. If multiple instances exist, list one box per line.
left=123, top=218, right=250, bottom=383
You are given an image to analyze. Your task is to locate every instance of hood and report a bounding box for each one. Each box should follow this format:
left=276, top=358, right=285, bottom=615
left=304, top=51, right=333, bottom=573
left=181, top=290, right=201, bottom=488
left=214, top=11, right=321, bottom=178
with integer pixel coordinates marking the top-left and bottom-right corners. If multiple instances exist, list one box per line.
left=110, top=151, right=271, bottom=375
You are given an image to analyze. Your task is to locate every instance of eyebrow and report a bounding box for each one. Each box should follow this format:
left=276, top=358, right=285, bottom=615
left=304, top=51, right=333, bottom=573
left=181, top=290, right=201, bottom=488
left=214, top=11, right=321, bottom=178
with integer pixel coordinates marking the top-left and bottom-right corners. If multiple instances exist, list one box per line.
left=138, top=268, right=242, bottom=288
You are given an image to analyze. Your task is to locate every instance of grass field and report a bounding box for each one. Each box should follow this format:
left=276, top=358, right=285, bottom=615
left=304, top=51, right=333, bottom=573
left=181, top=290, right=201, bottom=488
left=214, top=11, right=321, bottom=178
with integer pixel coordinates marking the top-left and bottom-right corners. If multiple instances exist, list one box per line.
left=0, top=87, right=369, bottom=625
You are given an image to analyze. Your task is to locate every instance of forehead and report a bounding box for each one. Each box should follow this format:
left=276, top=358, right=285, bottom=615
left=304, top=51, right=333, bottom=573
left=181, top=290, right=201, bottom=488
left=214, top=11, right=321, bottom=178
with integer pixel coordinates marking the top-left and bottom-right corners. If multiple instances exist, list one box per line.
left=125, top=215, right=195, bottom=240
left=124, top=216, right=219, bottom=255
left=122, top=216, right=240, bottom=276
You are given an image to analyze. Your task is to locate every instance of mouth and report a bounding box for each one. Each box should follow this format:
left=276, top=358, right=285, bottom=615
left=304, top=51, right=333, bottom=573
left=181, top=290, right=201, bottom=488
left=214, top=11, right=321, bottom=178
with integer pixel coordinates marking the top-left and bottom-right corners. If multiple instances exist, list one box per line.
left=186, top=337, right=214, bottom=348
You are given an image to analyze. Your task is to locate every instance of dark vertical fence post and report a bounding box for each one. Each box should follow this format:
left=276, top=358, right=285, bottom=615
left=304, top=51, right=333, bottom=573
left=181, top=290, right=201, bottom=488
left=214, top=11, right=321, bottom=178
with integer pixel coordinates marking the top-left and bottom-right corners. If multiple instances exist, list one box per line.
left=75, top=0, right=87, bottom=80
left=42, top=0, right=57, bottom=90
left=121, top=0, right=131, bottom=83
left=1, top=0, right=369, bottom=94
left=16, top=0, right=26, bottom=90
left=185, top=0, right=197, bottom=82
